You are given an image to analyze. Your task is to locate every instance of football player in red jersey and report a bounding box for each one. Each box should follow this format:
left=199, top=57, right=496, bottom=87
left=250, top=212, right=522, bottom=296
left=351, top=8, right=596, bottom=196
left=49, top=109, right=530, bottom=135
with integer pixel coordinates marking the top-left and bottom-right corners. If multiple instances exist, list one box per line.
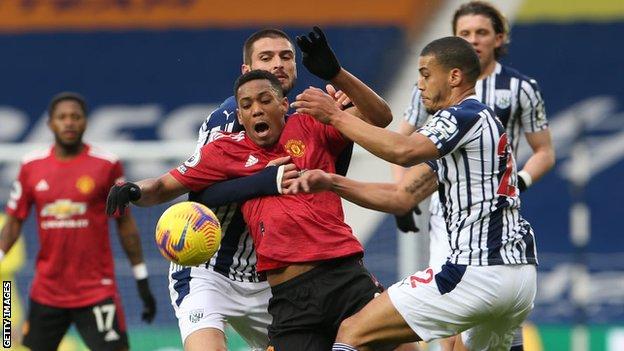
left=0, top=92, right=156, bottom=351
left=107, top=66, right=393, bottom=349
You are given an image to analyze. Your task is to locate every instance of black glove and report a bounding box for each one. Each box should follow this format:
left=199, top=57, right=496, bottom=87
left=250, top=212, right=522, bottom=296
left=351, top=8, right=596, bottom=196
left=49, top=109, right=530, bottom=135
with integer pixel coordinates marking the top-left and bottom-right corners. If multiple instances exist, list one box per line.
left=136, top=278, right=156, bottom=323
left=106, top=182, right=141, bottom=215
left=296, top=26, right=341, bottom=80
left=394, top=206, right=422, bottom=233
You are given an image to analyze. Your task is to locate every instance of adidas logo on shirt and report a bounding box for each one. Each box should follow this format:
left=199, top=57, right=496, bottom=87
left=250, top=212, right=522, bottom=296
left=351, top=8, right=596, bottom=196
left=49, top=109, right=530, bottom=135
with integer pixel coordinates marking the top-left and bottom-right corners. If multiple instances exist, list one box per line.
left=35, top=179, right=49, bottom=191
left=245, top=155, right=258, bottom=167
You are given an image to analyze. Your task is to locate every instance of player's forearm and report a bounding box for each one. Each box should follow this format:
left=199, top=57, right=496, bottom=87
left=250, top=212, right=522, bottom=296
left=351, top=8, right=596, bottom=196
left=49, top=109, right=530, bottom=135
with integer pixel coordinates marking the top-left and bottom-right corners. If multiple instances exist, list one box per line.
left=116, top=215, right=145, bottom=266
left=331, top=112, right=431, bottom=167
left=329, top=174, right=412, bottom=215
left=0, top=216, right=22, bottom=256
left=331, top=69, right=392, bottom=128
left=390, top=120, right=419, bottom=182
left=134, top=176, right=185, bottom=206
left=520, top=147, right=555, bottom=183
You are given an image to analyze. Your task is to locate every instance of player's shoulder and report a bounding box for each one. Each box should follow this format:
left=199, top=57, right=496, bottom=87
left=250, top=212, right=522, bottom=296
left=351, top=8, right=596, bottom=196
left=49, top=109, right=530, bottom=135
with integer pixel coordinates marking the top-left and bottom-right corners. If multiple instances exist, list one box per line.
left=207, top=130, right=246, bottom=145
left=201, top=96, right=238, bottom=127
left=20, top=147, right=51, bottom=166
left=442, top=98, right=488, bottom=120
left=499, top=64, right=541, bottom=87
left=86, top=144, right=120, bottom=165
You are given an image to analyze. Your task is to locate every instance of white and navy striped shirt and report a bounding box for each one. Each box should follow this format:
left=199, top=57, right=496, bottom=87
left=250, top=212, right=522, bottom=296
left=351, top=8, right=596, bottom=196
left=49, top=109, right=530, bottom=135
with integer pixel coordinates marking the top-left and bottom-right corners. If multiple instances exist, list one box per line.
left=171, top=96, right=263, bottom=283
left=406, top=62, right=548, bottom=217
left=418, top=97, right=538, bottom=266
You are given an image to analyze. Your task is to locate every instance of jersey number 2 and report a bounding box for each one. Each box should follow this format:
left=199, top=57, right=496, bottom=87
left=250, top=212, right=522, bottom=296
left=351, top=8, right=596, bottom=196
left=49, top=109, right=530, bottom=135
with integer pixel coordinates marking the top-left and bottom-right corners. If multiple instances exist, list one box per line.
left=496, top=133, right=517, bottom=197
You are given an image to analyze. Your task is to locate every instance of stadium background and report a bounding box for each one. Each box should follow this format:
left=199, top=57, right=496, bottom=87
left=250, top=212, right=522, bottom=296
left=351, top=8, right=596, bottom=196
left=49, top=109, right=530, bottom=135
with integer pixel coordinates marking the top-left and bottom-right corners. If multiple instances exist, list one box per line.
left=0, top=0, right=622, bottom=350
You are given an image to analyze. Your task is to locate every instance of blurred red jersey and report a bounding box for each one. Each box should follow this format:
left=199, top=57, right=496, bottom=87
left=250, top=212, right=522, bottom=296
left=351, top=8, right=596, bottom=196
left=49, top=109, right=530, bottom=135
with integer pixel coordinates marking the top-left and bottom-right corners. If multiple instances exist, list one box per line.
left=170, top=113, right=364, bottom=272
left=6, top=144, right=124, bottom=308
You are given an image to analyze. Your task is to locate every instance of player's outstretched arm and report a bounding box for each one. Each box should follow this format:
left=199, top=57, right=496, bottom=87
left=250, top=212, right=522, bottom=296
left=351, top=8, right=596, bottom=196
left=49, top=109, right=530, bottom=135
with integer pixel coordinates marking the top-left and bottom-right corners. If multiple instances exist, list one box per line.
left=115, top=214, right=156, bottom=323
left=106, top=174, right=189, bottom=215
left=190, top=158, right=298, bottom=207
left=284, top=163, right=437, bottom=215
left=0, top=214, right=24, bottom=262
left=296, top=26, right=392, bottom=128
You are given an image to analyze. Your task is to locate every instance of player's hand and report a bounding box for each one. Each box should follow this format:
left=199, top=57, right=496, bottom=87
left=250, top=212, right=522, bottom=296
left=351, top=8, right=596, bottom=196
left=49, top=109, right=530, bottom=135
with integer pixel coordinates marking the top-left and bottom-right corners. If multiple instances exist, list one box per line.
left=296, top=26, right=341, bottom=80
left=106, top=182, right=141, bottom=216
left=326, top=84, right=353, bottom=110
left=136, top=278, right=156, bottom=323
left=292, top=87, right=342, bottom=124
left=283, top=169, right=332, bottom=194
left=268, top=156, right=299, bottom=193
left=394, top=205, right=422, bottom=233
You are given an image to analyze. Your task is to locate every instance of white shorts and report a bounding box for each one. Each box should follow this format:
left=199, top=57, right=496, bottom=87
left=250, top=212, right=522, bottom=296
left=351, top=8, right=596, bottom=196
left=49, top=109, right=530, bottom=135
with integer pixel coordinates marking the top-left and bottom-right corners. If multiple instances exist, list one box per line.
left=428, top=211, right=450, bottom=270
left=388, top=264, right=536, bottom=350
left=169, top=266, right=272, bottom=349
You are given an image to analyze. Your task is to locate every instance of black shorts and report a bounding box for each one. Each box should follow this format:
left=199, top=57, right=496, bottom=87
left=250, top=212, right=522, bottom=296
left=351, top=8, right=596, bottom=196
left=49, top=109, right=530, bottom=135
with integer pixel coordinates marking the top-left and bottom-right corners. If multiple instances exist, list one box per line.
left=267, top=255, right=383, bottom=351
left=23, top=296, right=128, bottom=351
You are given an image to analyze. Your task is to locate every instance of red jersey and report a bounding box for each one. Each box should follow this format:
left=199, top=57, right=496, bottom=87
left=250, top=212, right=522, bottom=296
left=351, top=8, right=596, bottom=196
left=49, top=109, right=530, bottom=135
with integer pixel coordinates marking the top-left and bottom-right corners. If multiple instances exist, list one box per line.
left=170, top=114, right=364, bottom=272
left=5, top=144, right=123, bottom=308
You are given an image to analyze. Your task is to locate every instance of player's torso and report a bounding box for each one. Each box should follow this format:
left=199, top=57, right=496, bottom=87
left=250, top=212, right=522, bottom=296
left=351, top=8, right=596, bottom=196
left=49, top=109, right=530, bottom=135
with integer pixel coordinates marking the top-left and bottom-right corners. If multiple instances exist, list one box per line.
left=22, top=146, right=118, bottom=306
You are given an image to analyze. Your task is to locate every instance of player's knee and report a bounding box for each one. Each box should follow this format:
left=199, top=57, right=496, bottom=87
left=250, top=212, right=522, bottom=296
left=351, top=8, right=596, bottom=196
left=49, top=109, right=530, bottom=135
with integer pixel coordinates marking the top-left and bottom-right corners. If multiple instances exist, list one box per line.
left=335, top=315, right=365, bottom=347
left=184, top=328, right=227, bottom=351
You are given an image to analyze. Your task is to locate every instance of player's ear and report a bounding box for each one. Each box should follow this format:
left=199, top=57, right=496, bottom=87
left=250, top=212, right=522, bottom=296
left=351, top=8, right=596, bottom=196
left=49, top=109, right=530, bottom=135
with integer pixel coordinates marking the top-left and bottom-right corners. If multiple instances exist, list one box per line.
left=448, top=68, right=462, bottom=87
left=241, top=63, right=251, bottom=74
left=237, top=109, right=243, bottom=125
left=494, top=32, right=506, bottom=50
left=280, top=96, right=289, bottom=113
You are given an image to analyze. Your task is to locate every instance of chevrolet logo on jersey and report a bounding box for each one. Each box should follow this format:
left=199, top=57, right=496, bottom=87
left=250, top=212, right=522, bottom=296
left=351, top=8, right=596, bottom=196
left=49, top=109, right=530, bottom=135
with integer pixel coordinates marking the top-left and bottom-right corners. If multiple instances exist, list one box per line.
left=41, top=199, right=86, bottom=220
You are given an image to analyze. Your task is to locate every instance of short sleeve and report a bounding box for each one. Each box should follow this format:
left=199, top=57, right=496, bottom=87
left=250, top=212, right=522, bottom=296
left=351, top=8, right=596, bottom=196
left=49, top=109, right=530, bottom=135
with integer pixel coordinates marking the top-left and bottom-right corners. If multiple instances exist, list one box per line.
left=417, top=108, right=481, bottom=157
left=109, top=161, right=125, bottom=187
left=169, top=142, right=228, bottom=192
left=519, top=78, right=548, bottom=133
left=5, top=165, right=32, bottom=220
left=403, top=86, right=430, bottom=128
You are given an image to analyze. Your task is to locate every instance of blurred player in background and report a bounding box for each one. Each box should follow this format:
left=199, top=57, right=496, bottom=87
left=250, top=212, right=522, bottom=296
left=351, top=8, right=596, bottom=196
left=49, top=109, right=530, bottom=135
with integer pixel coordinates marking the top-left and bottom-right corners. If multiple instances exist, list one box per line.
left=392, top=2, right=554, bottom=349
left=0, top=92, right=156, bottom=351
left=290, top=35, right=538, bottom=351
left=161, top=27, right=400, bottom=351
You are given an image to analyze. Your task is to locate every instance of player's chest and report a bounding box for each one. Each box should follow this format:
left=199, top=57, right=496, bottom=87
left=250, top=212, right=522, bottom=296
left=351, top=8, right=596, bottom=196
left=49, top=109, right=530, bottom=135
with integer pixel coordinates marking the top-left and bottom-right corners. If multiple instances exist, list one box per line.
left=240, top=137, right=330, bottom=172
left=29, top=163, right=107, bottom=205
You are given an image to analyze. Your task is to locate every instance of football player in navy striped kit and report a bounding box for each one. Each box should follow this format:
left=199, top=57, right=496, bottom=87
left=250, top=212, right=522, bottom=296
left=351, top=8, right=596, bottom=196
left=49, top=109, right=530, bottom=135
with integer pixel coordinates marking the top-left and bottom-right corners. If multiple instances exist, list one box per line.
left=393, top=2, right=554, bottom=349
left=290, top=36, right=538, bottom=351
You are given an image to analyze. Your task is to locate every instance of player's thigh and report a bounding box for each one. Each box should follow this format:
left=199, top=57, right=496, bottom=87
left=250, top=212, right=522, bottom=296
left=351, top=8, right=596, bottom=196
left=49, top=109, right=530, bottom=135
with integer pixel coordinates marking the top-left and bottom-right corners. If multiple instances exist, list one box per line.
left=71, top=296, right=129, bottom=351
left=336, top=291, right=419, bottom=349
left=22, top=299, right=72, bottom=351
left=184, top=328, right=227, bottom=351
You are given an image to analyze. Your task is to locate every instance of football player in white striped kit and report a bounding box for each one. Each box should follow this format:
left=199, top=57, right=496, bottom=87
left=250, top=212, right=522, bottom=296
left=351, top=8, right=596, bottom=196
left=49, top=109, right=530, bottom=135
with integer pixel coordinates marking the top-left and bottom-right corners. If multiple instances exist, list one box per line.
left=393, top=2, right=555, bottom=349
left=289, top=36, right=538, bottom=350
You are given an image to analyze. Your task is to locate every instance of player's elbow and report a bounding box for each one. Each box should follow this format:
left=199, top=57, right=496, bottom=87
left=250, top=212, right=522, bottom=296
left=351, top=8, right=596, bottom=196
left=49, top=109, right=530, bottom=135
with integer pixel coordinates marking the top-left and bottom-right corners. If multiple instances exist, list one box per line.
left=376, top=103, right=393, bottom=128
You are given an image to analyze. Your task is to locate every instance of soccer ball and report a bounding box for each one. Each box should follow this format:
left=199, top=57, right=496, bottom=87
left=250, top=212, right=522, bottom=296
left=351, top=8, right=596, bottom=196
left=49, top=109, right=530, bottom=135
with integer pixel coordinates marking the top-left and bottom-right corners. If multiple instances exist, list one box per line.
left=155, top=201, right=221, bottom=266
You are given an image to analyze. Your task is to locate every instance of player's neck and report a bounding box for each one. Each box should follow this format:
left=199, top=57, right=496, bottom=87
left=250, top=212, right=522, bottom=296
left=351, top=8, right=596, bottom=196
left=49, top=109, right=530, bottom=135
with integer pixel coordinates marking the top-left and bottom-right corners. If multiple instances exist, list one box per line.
left=479, top=59, right=498, bottom=80
left=448, top=86, right=476, bottom=107
left=54, top=143, right=85, bottom=160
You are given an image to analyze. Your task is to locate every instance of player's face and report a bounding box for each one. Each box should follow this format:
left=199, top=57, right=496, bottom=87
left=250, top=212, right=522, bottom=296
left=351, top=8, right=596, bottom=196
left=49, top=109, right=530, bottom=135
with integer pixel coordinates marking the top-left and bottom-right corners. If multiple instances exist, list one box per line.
left=455, top=14, right=504, bottom=69
left=417, top=55, right=452, bottom=114
left=48, top=100, right=87, bottom=148
left=242, top=37, right=297, bottom=95
left=236, top=79, right=288, bottom=147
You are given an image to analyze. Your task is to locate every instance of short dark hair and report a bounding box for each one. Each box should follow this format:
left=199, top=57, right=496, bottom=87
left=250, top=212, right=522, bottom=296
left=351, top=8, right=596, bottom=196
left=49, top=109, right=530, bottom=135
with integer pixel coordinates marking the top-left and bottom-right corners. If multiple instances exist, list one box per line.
left=234, top=70, right=284, bottom=100
left=242, top=28, right=294, bottom=65
left=452, top=1, right=509, bottom=59
left=48, top=92, right=88, bottom=117
left=421, top=36, right=481, bottom=85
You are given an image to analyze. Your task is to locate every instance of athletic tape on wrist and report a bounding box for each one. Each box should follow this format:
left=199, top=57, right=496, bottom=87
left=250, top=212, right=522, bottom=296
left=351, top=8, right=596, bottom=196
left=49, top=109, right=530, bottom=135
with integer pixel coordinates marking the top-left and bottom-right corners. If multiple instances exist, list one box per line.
left=276, top=165, right=285, bottom=194
left=518, top=170, right=533, bottom=188
left=133, top=263, right=149, bottom=280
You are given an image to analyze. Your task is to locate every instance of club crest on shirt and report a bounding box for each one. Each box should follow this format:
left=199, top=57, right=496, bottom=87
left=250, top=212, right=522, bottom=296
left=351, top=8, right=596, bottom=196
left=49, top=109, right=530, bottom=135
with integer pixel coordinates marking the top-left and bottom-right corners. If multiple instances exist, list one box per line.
left=495, top=89, right=512, bottom=109
left=285, top=139, right=306, bottom=158
left=76, top=175, right=95, bottom=195
left=189, top=309, right=204, bottom=323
